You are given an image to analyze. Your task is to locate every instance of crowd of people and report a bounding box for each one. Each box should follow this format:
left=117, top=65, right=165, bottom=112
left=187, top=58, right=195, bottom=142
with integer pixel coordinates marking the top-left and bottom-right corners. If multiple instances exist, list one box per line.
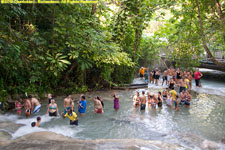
left=139, top=66, right=203, bottom=88
left=138, top=66, right=203, bottom=111
left=14, top=92, right=120, bottom=127
left=13, top=66, right=203, bottom=127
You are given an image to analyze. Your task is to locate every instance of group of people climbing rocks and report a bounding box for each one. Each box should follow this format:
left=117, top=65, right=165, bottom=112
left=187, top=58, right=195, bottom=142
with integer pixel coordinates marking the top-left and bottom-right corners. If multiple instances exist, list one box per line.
left=14, top=92, right=120, bottom=126
left=138, top=66, right=203, bottom=111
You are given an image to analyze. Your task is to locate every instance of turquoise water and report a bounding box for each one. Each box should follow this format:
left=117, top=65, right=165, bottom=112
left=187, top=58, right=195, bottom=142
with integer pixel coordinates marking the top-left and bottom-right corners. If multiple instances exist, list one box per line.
left=1, top=75, right=225, bottom=149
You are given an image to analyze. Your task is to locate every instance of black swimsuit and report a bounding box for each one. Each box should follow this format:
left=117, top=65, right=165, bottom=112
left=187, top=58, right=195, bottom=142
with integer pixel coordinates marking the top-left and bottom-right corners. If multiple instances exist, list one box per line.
left=177, top=72, right=181, bottom=79
left=158, top=97, right=162, bottom=107
left=169, top=83, right=174, bottom=89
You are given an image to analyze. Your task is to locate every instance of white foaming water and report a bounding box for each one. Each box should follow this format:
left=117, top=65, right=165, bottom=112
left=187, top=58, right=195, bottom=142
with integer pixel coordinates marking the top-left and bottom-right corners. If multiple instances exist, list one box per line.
left=2, top=114, right=82, bottom=139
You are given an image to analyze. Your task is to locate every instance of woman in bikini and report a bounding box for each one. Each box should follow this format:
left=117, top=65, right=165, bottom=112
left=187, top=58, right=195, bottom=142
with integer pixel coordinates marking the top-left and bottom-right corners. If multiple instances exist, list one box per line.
left=15, top=99, right=22, bottom=115
left=46, top=99, right=59, bottom=117
left=133, top=92, right=140, bottom=107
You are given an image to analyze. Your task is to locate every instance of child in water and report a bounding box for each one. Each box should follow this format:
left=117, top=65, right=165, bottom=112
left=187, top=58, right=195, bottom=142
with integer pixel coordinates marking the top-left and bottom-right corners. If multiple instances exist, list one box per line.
left=15, top=99, right=22, bottom=115
left=31, top=116, right=41, bottom=127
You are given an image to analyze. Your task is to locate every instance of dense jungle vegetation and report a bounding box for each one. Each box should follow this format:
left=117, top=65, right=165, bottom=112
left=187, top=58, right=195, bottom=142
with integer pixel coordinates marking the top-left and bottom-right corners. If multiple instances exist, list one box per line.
left=0, top=0, right=224, bottom=104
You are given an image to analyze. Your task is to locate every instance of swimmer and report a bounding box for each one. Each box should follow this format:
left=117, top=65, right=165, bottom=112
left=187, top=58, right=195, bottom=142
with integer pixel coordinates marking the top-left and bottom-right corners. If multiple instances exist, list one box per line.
left=140, top=91, right=146, bottom=111
left=29, top=95, right=41, bottom=114
left=36, top=117, right=41, bottom=127
left=93, top=97, right=104, bottom=114
left=63, top=109, right=78, bottom=126
left=133, top=92, right=140, bottom=107
left=23, top=97, right=31, bottom=118
left=157, top=92, right=163, bottom=108
left=64, top=94, right=72, bottom=115
left=15, top=99, right=22, bottom=115
left=46, top=99, right=59, bottom=117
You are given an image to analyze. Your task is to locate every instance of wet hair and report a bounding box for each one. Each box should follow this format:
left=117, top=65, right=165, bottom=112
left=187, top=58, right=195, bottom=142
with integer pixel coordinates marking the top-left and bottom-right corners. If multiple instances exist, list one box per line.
left=142, top=91, right=145, bottom=94
left=97, top=96, right=101, bottom=100
left=81, top=95, right=85, bottom=100
left=31, top=122, right=36, bottom=127
left=171, top=87, right=174, bottom=90
left=23, top=95, right=28, bottom=100
left=66, top=93, right=71, bottom=97
left=28, top=95, right=32, bottom=99
left=176, top=95, right=179, bottom=98
left=158, top=92, right=161, bottom=95
left=37, top=117, right=41, bottom=121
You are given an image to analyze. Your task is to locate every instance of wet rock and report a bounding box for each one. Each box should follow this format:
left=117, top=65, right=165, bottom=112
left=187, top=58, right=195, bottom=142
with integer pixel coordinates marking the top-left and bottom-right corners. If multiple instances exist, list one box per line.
left=0, top=131, right=187, bottom=150
left=0, top=130, right=12, bottom=140
left=201, top=140, right=219, bottom=150
left=221, top=136, right=225, bottom=144
left=0, top=121, right=24, bottom=133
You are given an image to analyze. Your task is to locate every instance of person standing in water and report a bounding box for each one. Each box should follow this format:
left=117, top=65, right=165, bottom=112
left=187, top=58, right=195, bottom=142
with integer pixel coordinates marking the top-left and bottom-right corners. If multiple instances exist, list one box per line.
left=15, top=99, right=22, bottom=115
left=93, top=97, right=104, bottom=114
left=48, top=93, right=53, bottom=104
left=157, top=92, right=163, bottom=108
left=29, top=95, right=41, bottom=114
left=162, top=70, right=168, bottom=86
left=63, top=94, right=72, bottom=115
left=140, top=91, right=146, bottom=111
left=185, top=91, right=192, bottom=108
left=63, top=109, right=78, bottom=126
left=36, top=117, right=41, bottom=127
left=97, top=96, right=104, bottom=108
left=144, top=70, right=149, bottom=83
left=113, top=92, right=119, bottom=110
left=187, top=72, right=193, bottom=89
left=133, top=92, right=140, bottom=107
left=24, top=97, right=31, bottom=118
left=46, top=99, right=59, bottom=117
left=78, top=95, right=87, bottom=116
left=194, top=68, right=203, bottom=87
left=155, top=69, right=161, bottom=86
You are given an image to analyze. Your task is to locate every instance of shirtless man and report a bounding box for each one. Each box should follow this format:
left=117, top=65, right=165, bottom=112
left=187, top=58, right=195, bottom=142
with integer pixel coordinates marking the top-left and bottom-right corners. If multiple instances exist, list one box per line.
left=162, top=70, right=168, bottom=86
left=179, top=90, right=186, bottom=104
left=133, top=92, right=140, bottom=107
left=93, top=97, right=104, bottom=114
left=187, top=72, right=193, bottom=89
left=140, top=91, right=146, bottom=111
left=185, top=91, right=192, bottom=108
left=24, top=97, right=31, bottom=118
left=155, top=69, right=161, bottom=86
left=28, top=95, right=41, bottom=114
left=167, top=67, right=174, bottom=81
left=152, top=94, right=158, bottom=108
left=64, top=94, right=72, bottom=115
left=178, top=78, right=187, bottom=93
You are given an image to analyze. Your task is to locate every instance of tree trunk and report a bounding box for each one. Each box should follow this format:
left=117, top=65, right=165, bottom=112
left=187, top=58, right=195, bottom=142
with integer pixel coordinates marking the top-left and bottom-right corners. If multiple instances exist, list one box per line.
left=196, top=0, right=225, bottom=68
left=214, top=0, right=224, bottom=24
left=52, top=4, right=56, bottom=46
